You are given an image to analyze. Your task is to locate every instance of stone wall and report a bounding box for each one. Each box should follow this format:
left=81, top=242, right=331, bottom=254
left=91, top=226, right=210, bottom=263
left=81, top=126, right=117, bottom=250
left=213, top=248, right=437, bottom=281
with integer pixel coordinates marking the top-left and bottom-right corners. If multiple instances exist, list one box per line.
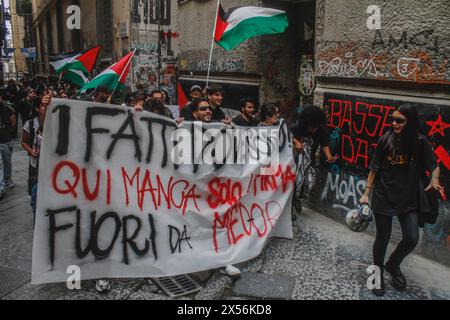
left=315, top=0, right=450, bottom=84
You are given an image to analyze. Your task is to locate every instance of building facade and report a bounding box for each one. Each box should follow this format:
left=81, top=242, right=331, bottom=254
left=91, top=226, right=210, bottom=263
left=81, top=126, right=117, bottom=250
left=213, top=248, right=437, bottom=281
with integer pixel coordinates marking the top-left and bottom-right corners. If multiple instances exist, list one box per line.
left=30, top=0, right=131, bottom=77
left=130, top=0, right=179, bottom=103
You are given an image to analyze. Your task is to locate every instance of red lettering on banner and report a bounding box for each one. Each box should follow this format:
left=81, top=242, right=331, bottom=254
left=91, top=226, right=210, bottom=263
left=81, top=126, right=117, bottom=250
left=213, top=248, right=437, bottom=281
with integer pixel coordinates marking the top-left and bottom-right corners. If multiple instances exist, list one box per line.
left=52, top=161, right=80, bottom=198
left=52, top=161, right=113, bottom=203
left=106, top=169, right=111, bottom=205
left=139, top=170, right=158, bottom=211
left=212, top=201, right=281, bottom=253
left=121, top=167, right=201, bottom=215
left=81, top=169, right=101, bottom=201
left=275, top=165, right=296, bottom=192
left=122, top=167, right=140, bottom=207
left=207, top=178, right=243, bottom=209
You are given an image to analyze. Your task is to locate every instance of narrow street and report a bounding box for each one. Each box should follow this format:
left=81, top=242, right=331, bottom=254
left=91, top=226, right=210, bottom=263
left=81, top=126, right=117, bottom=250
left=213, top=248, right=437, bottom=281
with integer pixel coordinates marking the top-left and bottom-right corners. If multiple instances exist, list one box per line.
left=1, top=138, right=449, bottom=300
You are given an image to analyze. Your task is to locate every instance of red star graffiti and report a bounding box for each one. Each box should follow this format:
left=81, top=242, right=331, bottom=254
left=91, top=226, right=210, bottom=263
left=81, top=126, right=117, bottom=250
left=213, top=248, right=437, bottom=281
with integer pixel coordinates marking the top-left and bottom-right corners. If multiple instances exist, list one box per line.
left=426, top=115, right=450, bottom=137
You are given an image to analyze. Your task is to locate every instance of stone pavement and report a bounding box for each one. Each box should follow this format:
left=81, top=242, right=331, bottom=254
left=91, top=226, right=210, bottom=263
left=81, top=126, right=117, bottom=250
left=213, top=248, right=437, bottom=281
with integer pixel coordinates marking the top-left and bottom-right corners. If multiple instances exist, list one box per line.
left=1, top=138, right=450, bottom=300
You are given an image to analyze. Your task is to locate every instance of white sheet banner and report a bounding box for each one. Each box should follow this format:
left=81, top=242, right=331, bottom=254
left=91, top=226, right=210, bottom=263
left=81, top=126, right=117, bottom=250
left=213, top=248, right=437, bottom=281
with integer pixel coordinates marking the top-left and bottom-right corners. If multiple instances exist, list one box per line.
left=32, top=99, right=295, bottom=284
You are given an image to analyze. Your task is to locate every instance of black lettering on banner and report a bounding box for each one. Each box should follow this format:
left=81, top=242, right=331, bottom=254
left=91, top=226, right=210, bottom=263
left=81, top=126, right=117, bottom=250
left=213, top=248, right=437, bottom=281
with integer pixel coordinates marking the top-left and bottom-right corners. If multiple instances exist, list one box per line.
left=91, top=212, right=122, bottom=260
left=148, top=214, right=158, bottom=260
left=173, top=137, right=179, bottom=170
left=75, top=209, right=95, bottom=259
left=53, top=105, right=71, bottom=156
left=279, top=121, right=291, bottom=152
left=214, top=128, right=228, bottom=170
left=85, top=107, right=125, bottom=162
left=141, top=117, right=177, bottom=167
left=122, top=215, right=150, bottom=265
left=191, top=123, right=199, bottom=174
left=169, top=225, right=193, bottom=254
left=107, top=110, right=142, bottom=161
left=47, top=206, right=77, bottom=266
left=140, top=117, right=154, bottom=163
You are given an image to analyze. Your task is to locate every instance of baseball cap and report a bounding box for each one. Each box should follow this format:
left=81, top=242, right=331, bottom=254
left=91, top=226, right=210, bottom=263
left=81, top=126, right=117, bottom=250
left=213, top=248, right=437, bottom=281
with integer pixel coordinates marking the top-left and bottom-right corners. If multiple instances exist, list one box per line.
left=190, top=85, right=202, bottom=93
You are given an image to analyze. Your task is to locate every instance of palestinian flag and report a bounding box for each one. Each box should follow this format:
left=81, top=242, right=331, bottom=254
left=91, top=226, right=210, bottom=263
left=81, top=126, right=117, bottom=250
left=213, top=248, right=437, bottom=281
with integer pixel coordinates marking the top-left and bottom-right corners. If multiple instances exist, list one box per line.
left=214, top=4, right=288, bottom=51
left=178, top=83, right=189, bottom=110
left=49, top=46, right=101, bottom=87
left=80, top=50, right=136, bottom=93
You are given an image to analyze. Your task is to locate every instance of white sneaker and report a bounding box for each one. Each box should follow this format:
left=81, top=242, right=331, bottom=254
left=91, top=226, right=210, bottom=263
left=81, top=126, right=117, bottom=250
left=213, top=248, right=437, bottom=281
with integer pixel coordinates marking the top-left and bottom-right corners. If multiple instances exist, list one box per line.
left=95, top=279, right=111, bottom=293
left=221, top=265, right=241, bottom=277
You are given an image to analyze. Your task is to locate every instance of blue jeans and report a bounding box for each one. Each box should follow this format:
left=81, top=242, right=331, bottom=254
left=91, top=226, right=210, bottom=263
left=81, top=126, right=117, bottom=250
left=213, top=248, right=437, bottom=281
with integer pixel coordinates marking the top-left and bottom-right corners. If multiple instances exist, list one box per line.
left=0, top=143, right=12, bottom=180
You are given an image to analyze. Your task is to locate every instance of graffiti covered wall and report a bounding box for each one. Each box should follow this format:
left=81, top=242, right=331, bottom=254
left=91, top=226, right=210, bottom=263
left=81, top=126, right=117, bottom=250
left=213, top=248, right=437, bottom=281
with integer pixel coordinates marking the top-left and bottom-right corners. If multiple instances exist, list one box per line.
left=315, top=0, right=450, bottom=84
left=310, top=93, right=450, bottom=266
left=131, top=0, right=178, bottom=104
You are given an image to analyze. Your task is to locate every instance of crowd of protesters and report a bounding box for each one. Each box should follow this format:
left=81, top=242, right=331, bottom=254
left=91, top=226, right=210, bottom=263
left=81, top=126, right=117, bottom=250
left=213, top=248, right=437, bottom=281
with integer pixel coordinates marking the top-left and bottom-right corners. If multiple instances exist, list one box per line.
left=1, top=77, right=444, bottom=298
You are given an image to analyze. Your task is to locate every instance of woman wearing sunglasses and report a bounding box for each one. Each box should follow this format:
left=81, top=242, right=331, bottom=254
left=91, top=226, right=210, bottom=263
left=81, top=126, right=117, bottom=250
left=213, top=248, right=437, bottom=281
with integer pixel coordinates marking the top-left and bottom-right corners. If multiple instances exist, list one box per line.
left=359, top=104, right=444, bottom=297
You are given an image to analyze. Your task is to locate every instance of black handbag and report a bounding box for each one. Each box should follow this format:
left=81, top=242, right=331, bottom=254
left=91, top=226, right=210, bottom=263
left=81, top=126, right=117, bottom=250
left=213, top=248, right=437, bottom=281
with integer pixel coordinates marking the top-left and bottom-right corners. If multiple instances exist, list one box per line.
left=417, top=171, right=440, bottom=228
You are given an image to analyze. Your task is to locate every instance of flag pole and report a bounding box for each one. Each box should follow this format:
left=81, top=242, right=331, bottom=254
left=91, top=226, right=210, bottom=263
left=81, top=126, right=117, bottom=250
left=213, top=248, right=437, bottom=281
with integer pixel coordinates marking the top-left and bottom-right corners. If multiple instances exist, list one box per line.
left=110, top=49, right=137, bottom=101
left=206, top=0, right=221, bottom=89
left=57, top=72, right=63, bottom=90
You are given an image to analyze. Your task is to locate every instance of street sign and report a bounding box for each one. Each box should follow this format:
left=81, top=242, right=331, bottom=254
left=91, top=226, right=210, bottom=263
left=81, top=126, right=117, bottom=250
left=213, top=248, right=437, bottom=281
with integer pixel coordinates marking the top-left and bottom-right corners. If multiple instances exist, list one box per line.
left=21, top=47, right=36, bottom=59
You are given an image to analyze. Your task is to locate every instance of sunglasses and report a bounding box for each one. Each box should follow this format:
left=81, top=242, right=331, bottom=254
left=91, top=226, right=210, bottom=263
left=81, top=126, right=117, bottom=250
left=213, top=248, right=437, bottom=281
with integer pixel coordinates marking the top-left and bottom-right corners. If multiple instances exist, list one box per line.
left=199, top=106, right=212, bottom=112
left=390, top=116, right=407, bottom=124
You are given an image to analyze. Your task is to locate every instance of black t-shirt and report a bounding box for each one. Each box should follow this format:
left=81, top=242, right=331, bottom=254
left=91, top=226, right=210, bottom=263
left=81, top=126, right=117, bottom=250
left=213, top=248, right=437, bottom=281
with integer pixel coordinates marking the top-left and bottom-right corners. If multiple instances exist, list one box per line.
left=370, top=133, right=438, bottom=216
left=0, top=103, right=13, bottom=143
left=232, top=114, right=258, bottom=127
left=17, top=98, right=34, bottom=120
left=291, top=124, right=330, bottom=159
left=211, top=106, right=226, bottom=122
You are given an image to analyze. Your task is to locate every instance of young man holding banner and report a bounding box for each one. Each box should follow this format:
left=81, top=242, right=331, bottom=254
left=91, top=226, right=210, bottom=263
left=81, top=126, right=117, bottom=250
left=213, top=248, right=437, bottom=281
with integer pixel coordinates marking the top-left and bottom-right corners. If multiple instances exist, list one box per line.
left=21, top=93, right=53, bottom=223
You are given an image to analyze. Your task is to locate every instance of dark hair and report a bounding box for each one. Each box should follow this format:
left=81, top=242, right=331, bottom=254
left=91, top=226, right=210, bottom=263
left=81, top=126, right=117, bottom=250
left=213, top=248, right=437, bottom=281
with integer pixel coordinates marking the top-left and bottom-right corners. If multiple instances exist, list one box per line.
left=260, top=102, right=280, bottom=121
left=207, top=85, right=224, bottom=96
left=95, top=86, right=110, bottom=95
left=144, top=99, right=165, bottom=113
left=191, top=98, right=211, bottom=112
left=161, top=89, right=170, bottom=103
left=240, top=98, right=257, bottom=111
left=299, top=106, right=327, bottom=129
left=384, top=103, right=421, bottom=162
left=150, top=90, right=163, bottom=97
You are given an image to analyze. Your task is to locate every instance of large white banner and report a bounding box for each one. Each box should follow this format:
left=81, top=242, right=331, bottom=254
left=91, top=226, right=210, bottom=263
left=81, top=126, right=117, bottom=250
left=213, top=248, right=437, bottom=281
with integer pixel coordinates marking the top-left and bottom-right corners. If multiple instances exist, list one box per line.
left=32, top=99, right=295, bottom=284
